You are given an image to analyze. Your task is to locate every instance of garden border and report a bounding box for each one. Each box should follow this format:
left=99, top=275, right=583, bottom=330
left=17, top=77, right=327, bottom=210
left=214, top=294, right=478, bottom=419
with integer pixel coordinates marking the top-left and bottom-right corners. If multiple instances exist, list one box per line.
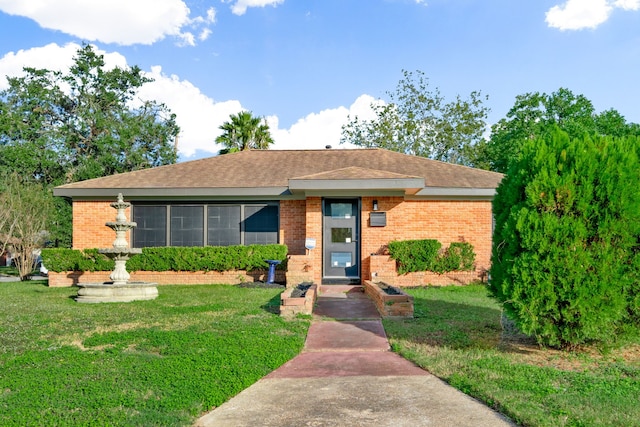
left=48, top=270, right=285, bottom=287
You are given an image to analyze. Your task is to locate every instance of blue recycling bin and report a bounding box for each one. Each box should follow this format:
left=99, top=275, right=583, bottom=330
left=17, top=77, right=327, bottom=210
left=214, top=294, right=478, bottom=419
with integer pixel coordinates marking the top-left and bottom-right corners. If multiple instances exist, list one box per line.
left=266, top=260, right=281, bottom=284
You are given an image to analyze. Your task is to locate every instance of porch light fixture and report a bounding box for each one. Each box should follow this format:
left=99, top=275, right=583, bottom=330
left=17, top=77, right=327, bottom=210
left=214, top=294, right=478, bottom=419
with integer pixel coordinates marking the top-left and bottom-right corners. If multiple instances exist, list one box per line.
left=372, top=200, right=379, bottom=211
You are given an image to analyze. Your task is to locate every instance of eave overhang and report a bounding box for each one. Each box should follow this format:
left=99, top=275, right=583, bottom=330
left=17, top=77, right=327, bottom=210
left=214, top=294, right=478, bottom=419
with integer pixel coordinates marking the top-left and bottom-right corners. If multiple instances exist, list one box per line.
left=412, top=187, right=497, bottom=199
left=53, top=186, right=291, bottom=199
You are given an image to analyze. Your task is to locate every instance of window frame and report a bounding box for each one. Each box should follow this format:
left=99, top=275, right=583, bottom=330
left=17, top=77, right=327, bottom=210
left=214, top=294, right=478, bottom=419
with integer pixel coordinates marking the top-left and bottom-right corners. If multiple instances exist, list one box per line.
left=169, top=204, right=205, bottom=247
left=132, top=201, right=280, bottom=248
left=207, top=204, right=241, bottom=247
left=131, top=205, right=168, bottom=248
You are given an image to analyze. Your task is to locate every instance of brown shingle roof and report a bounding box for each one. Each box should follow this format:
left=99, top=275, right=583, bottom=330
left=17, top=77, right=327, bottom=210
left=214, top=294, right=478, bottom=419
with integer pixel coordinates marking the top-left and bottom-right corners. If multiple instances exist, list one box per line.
left=291, top=166, right=423, bottom=181
left=54, top=149, right=502, bottom=195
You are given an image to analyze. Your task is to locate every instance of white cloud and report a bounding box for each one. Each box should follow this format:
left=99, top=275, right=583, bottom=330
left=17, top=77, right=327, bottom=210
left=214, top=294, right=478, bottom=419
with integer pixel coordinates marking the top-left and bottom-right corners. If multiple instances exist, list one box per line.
left=546, top=0, right=612, bottom=30
left=0, top=43, right=376, bottom=159
left=0, top=0, right=215, bottom=46
left=229, top=0, right=285, bottom=16
left=138, top=66, right=243, bottom=157
left=269, top=95, right=379, bottom=151
left=546, top=0, right=640, bottom=30
left=614, top=0, right=640, bottom=10
left=176, top=32, right=196, bottom=47
left=137, top=70, right=377, bottom=157
left=199, top=28, right=213, bottom=41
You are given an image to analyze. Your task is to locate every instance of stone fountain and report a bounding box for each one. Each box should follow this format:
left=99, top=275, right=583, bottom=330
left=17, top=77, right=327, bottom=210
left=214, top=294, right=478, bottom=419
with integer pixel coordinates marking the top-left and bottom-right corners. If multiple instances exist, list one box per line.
left=76, top=193, right=158, bottom=303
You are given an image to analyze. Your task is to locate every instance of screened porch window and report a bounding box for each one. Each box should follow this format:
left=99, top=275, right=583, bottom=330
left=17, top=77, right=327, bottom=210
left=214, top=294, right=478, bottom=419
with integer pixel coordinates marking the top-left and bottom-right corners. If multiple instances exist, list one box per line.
left=244, top=205, right=278, bottom=245
left=132, top=206, right=167, bottom=247
left=132, top=203, right=278, bottom=248
left=170, top=206, right=204, bottom=246
left=208, top=205, right=241, bottom=246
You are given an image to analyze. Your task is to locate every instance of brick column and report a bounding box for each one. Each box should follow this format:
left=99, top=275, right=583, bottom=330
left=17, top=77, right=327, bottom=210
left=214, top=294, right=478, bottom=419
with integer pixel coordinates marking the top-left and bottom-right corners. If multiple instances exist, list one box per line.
left=305, top=197, right=322, bottom=284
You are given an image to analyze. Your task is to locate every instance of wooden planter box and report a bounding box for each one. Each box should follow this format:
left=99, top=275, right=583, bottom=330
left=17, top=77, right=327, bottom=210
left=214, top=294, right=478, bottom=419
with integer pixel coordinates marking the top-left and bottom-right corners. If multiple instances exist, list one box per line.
left=280, top=284, right=317, bottom=318
left=363, top=280, right=414, bottom=318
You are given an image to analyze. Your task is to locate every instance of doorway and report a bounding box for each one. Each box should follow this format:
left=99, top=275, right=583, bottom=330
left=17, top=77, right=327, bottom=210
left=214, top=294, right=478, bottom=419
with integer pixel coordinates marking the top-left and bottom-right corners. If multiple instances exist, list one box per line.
left=322, top=198, right=360, bottom=281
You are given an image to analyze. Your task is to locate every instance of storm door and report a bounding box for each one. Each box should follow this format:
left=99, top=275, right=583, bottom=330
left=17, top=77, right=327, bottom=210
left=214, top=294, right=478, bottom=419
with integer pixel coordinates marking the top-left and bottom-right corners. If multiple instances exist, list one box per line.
left=323, top=199, right=360, bottom=280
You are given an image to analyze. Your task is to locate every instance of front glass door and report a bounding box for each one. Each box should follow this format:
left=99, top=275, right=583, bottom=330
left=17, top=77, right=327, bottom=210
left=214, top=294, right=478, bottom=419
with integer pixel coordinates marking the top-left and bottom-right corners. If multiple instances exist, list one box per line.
left=323, top=199, right=359, bottom=279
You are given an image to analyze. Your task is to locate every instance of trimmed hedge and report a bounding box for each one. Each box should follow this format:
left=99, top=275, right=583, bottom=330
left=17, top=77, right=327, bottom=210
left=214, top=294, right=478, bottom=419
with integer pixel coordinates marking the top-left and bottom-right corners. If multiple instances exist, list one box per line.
left=41, top=248, right=114, bottom=272
left=41, top=245, right=288, bottom=273
left=388, top=239, right=476, bottom=274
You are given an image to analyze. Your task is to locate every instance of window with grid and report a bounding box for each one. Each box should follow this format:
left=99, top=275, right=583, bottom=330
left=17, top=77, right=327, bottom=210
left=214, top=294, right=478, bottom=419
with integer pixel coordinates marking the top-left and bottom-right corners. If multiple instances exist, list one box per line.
left=170, top=205, right=204, bottom=246
left=132, top=203, right=278, bottom=248
left=132, top=205, right=167, bottom=247
left=244, top=205, right=279, bottom=245
left=208, top=205, right=241, bottom=246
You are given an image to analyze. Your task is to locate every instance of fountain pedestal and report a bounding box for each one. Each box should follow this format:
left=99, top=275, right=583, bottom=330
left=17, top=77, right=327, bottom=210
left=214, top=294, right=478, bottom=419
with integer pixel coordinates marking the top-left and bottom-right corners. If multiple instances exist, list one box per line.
left=76, top=193, right=158, bottom=303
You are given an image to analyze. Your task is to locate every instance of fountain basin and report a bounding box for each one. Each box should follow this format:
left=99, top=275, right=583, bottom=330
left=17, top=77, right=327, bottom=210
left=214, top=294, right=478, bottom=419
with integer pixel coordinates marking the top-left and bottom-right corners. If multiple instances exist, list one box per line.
left=76, top=281, right=158, bottom=303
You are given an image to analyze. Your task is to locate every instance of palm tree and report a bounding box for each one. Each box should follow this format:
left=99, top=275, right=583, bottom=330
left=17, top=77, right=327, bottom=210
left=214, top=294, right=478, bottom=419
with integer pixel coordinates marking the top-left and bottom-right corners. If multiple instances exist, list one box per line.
left=216, top=111, right=274, bottom=154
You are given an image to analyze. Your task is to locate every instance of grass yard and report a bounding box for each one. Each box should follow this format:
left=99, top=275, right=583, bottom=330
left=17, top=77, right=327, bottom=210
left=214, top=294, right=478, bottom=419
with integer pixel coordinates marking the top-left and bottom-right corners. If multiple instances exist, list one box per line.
left=0, top=281, right=309, bottom=426
left=0, top=265, right=19, bottom=276
left=383, top=285, right=640, bottom=427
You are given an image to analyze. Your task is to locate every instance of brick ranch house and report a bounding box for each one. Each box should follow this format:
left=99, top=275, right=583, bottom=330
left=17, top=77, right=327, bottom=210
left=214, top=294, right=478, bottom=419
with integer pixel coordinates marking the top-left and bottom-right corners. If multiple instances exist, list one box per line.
left=53, top=148, right=503, bottom=287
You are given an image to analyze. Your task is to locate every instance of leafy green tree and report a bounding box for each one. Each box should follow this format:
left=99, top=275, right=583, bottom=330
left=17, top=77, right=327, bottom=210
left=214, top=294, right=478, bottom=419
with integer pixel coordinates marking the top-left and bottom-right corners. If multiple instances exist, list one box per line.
left=215, top=111, right=274, bottom=154
left=0, top=44, right=180, bottom=245
left=340, top=69, right=490, bottom=166
left=489, top=128, right=640, bottom=349
left=483, top=88, right=640, bottom=173
left=0, top=173, right=53, bottom=280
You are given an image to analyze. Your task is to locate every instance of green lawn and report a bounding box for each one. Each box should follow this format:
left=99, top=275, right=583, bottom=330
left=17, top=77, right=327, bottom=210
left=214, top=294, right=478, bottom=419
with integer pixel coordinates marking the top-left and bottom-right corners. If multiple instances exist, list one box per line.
left=0, top=265, right=19, bottom=276
left=0, top=281, right=309, bottom=426
left=4, top=281, right=639, bottom=426
left=383, top=285, right=640, bottom=427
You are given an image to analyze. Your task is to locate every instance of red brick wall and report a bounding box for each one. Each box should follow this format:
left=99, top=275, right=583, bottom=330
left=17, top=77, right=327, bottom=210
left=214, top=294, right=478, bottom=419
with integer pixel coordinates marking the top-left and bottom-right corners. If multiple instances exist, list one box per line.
left=71, top=196, right=493, bottom=286
left=304, top=197, right=323, bottom=284
left=48, top=269, right=283, bottom=287
left=285, top=255, right=314, bottom=286
left=359, top=197, right=493, bottom=282
left=280, top=284, right=317, bottom=318
left=369, top=255, right=486, bottom=286
left=73, top=201, right=130, bottom=250
left=279, top=200, right=306, bottom=255
left=363, top=280, right=414, bottom=317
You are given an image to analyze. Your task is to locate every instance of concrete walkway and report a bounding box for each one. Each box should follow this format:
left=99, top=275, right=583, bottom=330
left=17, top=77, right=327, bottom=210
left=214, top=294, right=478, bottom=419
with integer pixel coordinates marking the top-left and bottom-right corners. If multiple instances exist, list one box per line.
left=195, top=285, right=514, bottom=427
left=0, top=274, right=47, bottom=282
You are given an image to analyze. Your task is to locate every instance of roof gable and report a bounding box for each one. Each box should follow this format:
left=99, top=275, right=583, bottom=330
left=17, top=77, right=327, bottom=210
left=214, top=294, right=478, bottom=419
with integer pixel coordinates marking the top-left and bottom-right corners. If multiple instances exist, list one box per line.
left=289, top=166, right=425, bottom=195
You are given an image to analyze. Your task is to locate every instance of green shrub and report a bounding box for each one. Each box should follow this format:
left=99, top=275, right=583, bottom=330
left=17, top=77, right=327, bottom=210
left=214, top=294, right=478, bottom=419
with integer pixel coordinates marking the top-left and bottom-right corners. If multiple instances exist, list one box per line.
left=388, top=239, right=475, bottom=274
left=489, top=128, right=640, bottom=348
left=41, top=248, right=114, bottom=272
left=438, top=242, right=476, bottom=272
left=42, top=245, right=288, bottom=273
left=388, top=239, right=440, bottom=274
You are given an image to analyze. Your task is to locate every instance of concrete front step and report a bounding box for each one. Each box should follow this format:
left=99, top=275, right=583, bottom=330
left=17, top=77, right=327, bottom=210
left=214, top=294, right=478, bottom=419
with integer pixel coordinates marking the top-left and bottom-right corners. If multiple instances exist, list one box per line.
left=313, top=285, right=381, bottom=320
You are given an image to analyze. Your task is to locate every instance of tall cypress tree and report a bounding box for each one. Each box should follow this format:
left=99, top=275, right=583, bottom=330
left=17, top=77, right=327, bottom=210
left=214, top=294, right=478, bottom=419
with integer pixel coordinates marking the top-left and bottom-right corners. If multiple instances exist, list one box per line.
left=490, top=128, right=640, bottom=348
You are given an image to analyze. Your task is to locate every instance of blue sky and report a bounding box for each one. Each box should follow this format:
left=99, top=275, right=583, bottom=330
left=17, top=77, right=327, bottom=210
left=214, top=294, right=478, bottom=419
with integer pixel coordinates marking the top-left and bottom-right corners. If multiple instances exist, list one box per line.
left=0, top=0, right=639, bottom=161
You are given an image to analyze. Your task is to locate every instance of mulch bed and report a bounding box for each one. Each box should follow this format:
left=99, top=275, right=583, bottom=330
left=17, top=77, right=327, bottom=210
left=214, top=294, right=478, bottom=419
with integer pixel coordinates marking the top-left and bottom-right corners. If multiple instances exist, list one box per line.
left=290, top=283, right=312, bottom=298
left=377, top=282, right=403, bottom=295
